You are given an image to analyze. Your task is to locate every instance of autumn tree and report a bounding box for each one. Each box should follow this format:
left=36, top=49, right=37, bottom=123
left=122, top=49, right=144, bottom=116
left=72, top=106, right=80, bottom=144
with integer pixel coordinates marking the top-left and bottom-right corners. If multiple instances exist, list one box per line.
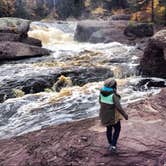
left=0, top=0, right=16, bottom=17
left=147, top=0, right=159, bottom=22
left=151, top=0, right=155, bottom=21
left=128, top=0, right=149, bottom=21
left=159, top=0, right=166, bottom=24
left=129, top=0, right=166, bottom=23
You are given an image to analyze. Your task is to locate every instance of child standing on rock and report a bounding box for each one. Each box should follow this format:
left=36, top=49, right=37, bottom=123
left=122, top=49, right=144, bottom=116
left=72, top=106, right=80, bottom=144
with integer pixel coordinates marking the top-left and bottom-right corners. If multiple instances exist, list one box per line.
left=99, top=78, right=128, bottom=152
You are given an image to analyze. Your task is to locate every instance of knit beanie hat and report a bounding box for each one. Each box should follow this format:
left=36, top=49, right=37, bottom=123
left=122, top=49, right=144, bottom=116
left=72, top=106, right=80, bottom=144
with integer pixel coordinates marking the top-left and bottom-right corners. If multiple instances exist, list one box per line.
left=104, top=78, right=117, bottom=88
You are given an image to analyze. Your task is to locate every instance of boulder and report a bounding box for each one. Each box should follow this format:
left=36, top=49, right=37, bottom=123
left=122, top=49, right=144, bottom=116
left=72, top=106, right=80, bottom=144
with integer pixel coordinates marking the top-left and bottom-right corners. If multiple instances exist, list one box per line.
left=0, top=33, right=42, bottom=47
left=150, top=29, right=166, bottom=48
left=0, top=18, right=42, bottom=47
left=74, top=20, right=129, bottom=43
left=0, top=17, right=31, bottom=37
left=0, top=41, right=50, bottom=61
left=0, top=88, right=166, bottom=165
left=89, top=29, right=110, bottom=43
left=66, top=67, right=113, bottom=85
left=140, top=30, right=166, bottom=78
left=74, top=20, right=110, bottom=42
left=89, top=28, right=126, bottom=43
left=124, top=23, right=154, bottom=37
left=0, top=32, right=21, bottom=41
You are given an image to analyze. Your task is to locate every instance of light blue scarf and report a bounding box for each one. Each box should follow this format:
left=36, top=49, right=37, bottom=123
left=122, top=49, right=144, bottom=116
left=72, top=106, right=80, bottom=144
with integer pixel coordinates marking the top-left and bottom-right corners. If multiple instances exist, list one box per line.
left=101, top=86, right=113, bottom=92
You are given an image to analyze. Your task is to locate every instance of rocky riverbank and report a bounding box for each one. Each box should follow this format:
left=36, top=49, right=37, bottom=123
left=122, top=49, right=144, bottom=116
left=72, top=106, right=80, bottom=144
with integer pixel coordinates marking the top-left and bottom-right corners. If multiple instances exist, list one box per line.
left=0, top=88, right=166, bottom=166
left=0, top=16, right=166, bottom=166
left=0, top=17, right=50, bottom=61
left=140, top=29, right=166, bottom=78
left=0, top=17, right=147, bottom=103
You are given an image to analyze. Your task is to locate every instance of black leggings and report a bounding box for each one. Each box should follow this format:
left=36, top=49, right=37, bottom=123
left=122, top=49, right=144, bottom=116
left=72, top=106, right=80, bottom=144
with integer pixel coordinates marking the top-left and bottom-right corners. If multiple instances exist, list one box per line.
left=106, top=121, right=121, bottom=146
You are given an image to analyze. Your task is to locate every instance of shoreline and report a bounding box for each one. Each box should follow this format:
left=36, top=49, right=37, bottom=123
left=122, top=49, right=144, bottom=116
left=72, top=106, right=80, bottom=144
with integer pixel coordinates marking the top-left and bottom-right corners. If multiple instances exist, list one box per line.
left=0, top=88, right=165, bottom=165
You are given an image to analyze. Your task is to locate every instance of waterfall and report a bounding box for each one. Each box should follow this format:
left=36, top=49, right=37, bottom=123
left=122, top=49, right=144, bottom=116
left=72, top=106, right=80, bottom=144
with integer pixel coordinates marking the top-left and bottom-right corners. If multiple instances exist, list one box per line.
left=28, top=22, right=76, bottom=46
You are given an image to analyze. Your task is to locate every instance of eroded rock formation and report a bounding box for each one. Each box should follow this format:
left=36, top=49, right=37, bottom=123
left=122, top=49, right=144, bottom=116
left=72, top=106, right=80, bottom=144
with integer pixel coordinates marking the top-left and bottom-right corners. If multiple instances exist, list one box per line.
left=0, top=17, right=30, bottom=36
left=124, top=23, right=154, bottom=38
left=74, top=20, right=153, bottom=44
left=140, top=29, right=166, bottom=78
left=0, top=17, right=49, bottom=61
left=74, top=20, right=129, bottom=43
left=0, top=42, right=49, bottom=60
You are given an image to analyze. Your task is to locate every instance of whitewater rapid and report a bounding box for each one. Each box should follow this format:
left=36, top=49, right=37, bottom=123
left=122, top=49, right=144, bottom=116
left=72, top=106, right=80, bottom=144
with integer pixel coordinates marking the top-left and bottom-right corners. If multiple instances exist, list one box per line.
left=0, top=21, right=165, bottom=139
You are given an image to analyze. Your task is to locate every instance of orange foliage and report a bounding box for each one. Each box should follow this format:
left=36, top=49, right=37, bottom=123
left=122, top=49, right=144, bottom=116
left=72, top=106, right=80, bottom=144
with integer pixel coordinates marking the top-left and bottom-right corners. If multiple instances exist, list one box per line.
left=131, top=11, right=151, bottom=22
left=145, top=0, right=159, bottom=14
left=131, top=0, right=166, bottom=23
left=112, top=9, right=126, bottom=15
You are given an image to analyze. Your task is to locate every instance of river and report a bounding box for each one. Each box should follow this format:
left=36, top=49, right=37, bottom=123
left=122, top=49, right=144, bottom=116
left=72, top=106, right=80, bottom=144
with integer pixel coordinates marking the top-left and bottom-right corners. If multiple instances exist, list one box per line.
left=0, top=21, right=165, bottom=139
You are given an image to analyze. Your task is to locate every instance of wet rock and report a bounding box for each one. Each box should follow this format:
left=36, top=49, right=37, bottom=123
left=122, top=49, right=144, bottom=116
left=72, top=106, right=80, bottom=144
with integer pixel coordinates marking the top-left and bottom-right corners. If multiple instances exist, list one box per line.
left=0, top=94, right=6, bottom=103
left=20, top=37, right=42, bottom=47
left=0, top=33, right=42, bottom=47
left=0, top=17, right=42, bottom=49
left=74, top=21, right=150, bottom=45
left=22, top=77, right=52, bottom=94
left=88, top=29, right=111, bottom=43
left=0, top=41, right=50, bottom=61
left=0, top=74, right=55, bottom=103
left=124, top=23, right=154, bottom=38
left=89, top=28, right=125, bottom=43
left=134, top=78, right=166, bottom=91
left=0, top=88, right=166, bottom=166
left=74, top=20, right=108, bottom=42
left=0, top=66, right=113, bottom=102
left=140, top=30, right=166, bottom=78
left=74, top=20, right=129, bottom=43
left=66, top=67, right=113, bottom=86
left=0, top=17, right=31, bottom=37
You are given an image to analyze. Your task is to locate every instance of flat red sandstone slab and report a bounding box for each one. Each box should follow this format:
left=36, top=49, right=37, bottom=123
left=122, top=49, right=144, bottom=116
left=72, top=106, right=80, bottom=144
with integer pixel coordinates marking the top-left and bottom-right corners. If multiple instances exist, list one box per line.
left=0, top=89, right=166, bottom=166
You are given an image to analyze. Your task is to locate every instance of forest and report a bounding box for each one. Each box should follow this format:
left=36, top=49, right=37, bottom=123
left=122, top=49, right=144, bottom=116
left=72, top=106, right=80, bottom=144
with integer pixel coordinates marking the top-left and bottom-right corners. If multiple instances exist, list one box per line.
left=0, top=0, right=166, bottom=165
left=0, top=0, right=165, bottom=24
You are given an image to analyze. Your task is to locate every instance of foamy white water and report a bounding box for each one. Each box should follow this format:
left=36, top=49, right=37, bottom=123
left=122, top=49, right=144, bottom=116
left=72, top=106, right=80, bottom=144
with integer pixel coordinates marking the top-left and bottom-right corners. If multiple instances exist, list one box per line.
left=0, top=21, right=165, bottom=139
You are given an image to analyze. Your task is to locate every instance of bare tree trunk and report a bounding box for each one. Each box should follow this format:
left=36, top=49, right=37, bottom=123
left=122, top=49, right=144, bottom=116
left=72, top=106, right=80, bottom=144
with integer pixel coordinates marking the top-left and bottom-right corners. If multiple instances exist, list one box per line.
left=164, top=2, right=166, bottom=25
left=151, top=0, right=155, bottom=22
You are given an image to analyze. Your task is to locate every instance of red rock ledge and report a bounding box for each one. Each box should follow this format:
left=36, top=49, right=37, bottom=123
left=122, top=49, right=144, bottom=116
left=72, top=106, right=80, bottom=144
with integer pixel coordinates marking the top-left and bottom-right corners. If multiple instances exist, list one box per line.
left=0, top=89, right=166, bottom=166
